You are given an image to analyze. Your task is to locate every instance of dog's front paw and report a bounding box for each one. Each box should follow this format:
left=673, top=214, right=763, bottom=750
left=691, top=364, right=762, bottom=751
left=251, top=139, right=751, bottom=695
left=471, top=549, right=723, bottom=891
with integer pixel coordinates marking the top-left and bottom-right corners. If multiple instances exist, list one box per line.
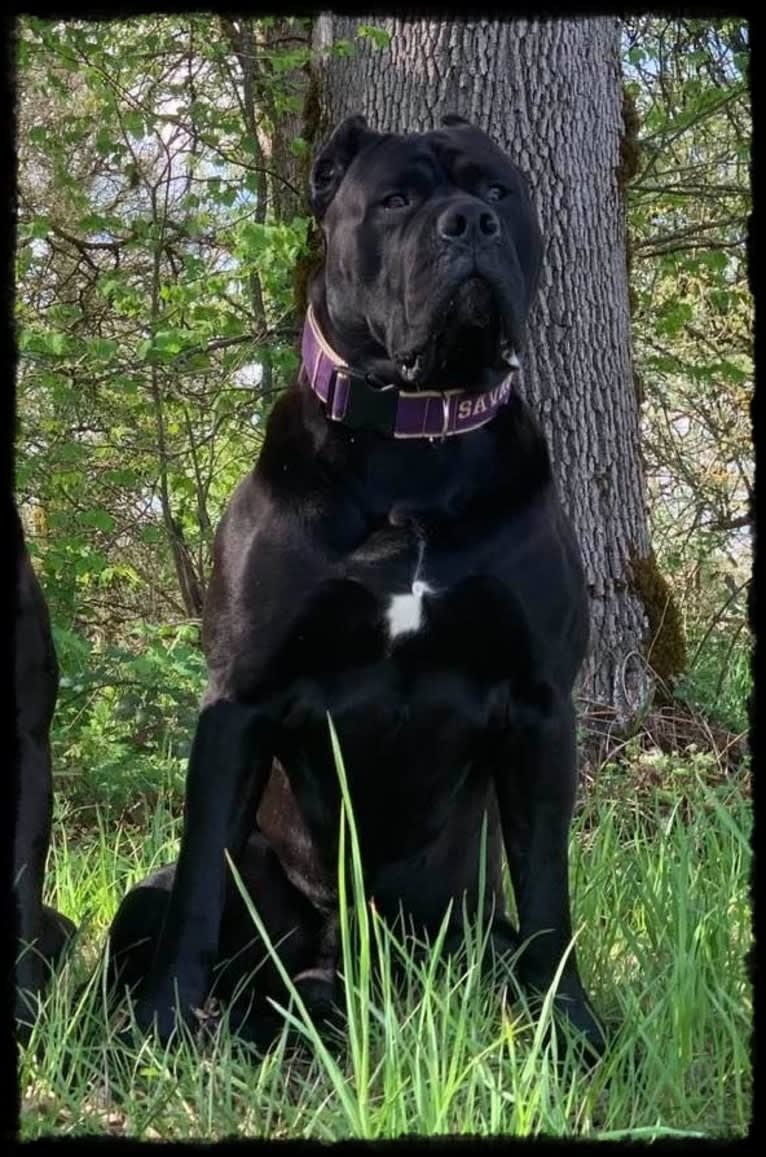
left=127, top=973, right=209, bottom=1045
left=554, top=990, right=608, bottom=1064
left=292, top=968, right=344, bottom=1044
left=516, top=962, right=608, bottom=1065
left=130, top=995, right=185, bottom=1044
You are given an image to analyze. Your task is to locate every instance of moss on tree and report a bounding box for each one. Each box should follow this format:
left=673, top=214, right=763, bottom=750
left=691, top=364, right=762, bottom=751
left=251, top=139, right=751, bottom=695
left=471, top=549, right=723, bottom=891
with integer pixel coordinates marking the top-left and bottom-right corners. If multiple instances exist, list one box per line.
left=617, top=85, right=641, bottom=195
left=292, top=68, right=325, bottom=316
left=619, top=87, right=641, bottom=330
left=629, top=548, right=687, bottom=695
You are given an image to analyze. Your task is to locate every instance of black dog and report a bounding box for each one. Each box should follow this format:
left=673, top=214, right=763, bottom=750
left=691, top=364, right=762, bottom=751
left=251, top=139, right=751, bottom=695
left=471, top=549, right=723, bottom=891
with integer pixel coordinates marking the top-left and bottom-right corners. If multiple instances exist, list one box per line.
left=107, top=115, right=605, bottom=1058
left=15, top=508, right=76, bottom=1039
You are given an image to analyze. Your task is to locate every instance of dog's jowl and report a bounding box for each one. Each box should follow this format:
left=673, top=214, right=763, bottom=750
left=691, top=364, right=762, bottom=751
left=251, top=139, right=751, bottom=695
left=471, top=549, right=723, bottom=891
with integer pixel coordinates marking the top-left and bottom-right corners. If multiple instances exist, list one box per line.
left=107, top=114, right=606, bottom=1058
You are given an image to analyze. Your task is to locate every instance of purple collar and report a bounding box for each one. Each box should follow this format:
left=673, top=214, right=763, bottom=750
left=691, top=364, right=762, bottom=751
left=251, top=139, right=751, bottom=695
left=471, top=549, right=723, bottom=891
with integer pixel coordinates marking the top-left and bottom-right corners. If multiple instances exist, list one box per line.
left=300, top=306, right=516, bottom=439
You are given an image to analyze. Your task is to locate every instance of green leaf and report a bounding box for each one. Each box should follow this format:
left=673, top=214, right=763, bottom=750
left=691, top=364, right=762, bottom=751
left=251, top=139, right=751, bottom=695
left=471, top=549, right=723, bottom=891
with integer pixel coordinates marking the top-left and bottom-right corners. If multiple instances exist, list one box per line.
left=94, top=127, right=114, bottom=155
left=98, top=277, right=121, bottom=300
left=78, top=211, right=117, bottom=234
left=28, top=216, right=51, bottom=239
left=123, top=109, right=145, bottom=137
left=357, top=24, right=391, bottom=49
left=88, top=338, right=118, bottom=359
left=22, top=330, right=69, bottom=356
left=331, top=38, right=355, bottom=58
left=103, top=468, right=139, bottom=486
left=152, top=330, right=189, bottom=355
left=238, top=221, right=268, bottom=253
left=56, top=443, right=86, bottom=464
left=78, top=510, right=116, bottom=532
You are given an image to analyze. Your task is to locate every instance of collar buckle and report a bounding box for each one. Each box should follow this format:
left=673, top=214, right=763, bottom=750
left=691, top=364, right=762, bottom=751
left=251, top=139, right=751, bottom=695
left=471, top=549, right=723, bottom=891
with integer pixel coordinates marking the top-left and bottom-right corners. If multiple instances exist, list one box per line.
left=335, top=366, right=399, bottom=436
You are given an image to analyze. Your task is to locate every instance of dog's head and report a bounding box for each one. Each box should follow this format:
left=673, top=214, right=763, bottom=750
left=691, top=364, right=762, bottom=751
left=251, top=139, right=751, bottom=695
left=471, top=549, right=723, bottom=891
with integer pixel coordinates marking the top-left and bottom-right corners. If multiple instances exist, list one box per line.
left=308, top=114, right=543, bottom=392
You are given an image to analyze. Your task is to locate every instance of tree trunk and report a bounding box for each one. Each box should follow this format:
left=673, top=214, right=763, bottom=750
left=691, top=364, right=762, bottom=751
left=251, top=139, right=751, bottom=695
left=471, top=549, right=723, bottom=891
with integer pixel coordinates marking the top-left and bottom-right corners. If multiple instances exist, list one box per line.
left=219, top=16, right=273, bottom=396
left=311, top=16, right=655, bottom=726
left=256, top=18, right=309, bottom=224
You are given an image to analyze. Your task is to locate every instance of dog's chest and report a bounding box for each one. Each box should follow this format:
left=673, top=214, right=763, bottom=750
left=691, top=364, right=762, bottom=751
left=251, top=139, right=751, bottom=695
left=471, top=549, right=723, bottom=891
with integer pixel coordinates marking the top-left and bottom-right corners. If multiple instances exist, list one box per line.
left=386, top=579, right=434, bottom=639
left=346, top=518, right=439, bottom=644
left=383, top=531, right=435, bottom=641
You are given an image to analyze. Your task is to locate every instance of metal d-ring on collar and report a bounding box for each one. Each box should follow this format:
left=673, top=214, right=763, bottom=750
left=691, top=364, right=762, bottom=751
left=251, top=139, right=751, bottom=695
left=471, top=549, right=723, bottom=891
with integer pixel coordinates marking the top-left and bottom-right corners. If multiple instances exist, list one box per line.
left=429, top=392, right=452, bottom=445
left=441, top=391, right=451, bottom=438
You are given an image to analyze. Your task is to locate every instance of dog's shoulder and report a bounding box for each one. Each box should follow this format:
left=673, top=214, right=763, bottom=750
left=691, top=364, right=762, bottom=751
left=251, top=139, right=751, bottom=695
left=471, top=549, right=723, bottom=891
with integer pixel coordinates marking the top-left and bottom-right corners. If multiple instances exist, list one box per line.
left=201, top=442, right=342, bottom=695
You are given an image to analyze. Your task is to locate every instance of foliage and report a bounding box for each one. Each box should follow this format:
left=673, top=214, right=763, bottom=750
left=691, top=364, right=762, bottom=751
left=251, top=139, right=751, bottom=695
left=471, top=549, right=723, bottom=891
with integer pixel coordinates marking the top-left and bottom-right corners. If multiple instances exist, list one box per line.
left=50, top=620, right=205, bottom=816
left=623, top=17, right=751, bottom=728
left=16, top=15, right=312, bottom=634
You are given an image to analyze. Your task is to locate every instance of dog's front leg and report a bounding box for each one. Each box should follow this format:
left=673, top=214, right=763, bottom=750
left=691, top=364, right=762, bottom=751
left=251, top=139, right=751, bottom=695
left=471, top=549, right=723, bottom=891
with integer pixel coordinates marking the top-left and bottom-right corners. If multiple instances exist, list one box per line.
left=495, top=692, right=606, bottom=1058
left=131, top=699, right=274, bottom=1041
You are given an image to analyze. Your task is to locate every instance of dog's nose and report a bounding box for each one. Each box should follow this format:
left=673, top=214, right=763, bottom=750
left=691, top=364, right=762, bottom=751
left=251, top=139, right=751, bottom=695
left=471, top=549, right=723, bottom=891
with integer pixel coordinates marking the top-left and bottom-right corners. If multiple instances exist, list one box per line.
left=437, top=201, right=500, bottom=243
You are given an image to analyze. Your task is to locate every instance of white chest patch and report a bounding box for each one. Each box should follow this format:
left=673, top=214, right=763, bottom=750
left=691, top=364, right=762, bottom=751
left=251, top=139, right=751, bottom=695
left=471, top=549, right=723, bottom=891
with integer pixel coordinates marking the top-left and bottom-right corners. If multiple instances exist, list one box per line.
left=386, top=580, right=434, bottom=640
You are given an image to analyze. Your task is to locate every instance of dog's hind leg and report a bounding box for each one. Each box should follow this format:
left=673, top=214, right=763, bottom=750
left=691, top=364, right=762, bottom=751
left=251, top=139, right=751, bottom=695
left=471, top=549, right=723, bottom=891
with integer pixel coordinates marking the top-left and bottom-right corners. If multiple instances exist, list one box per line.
left=223, top=866, right=341, bottom=1050
left=106, top=867, right=176, bottom=1002
left=108, top=833, right=333, bottom=1047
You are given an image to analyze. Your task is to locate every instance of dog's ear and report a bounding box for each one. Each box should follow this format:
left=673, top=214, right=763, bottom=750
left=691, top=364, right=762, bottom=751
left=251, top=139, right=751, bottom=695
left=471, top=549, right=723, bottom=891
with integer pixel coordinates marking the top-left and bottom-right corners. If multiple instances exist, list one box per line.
left=309, top=115, right=380, bottom=219
left=441, top=113, right=471, bottom=128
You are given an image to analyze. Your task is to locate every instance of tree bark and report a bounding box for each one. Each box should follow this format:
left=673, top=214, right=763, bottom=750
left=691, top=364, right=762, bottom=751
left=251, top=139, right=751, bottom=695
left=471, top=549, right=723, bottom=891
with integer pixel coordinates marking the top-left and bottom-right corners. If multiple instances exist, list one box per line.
left=311, top=16, right=654, bottom=725
left=256, top=17, right=309, bottom=224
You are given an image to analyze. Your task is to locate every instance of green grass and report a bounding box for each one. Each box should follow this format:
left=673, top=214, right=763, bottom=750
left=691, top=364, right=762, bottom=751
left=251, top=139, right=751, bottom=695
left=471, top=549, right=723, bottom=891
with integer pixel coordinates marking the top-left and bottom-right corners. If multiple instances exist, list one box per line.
left=675, top=629, right=752, bottom=736
left=20, top=731, right=751, bottom=1140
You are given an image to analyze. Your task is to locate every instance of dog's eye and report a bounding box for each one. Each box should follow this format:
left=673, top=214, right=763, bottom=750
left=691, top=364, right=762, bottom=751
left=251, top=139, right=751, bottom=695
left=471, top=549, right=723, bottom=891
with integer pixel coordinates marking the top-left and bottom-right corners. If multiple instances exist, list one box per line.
left=486, top=184, right=507, bottom=202
left=382, top=193, right=409, bottom=210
